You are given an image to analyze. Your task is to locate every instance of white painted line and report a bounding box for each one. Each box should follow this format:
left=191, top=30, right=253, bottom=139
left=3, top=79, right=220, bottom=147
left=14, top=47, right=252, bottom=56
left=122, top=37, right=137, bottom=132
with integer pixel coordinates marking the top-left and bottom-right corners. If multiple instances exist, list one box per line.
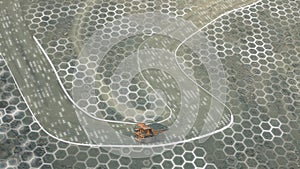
left=1, top=0, right=260, bottom=148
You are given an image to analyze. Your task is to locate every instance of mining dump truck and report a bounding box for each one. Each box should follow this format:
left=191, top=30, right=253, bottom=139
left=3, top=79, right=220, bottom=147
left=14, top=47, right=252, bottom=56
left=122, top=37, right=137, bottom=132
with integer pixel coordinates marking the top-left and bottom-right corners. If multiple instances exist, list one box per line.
left=134, top=123, right=168, bottom=143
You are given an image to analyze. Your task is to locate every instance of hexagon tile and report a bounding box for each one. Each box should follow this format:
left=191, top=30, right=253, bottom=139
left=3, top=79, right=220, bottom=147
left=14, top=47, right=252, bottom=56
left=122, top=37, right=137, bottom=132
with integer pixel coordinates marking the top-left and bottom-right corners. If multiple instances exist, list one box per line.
left=0, top=0, right=300, bottom=169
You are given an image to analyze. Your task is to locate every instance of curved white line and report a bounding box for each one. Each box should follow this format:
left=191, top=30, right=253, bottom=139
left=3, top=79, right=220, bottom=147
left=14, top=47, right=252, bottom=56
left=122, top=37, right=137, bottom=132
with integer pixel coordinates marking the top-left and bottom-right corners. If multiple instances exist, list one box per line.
left=136, top=38, right=174, bottom=123
left=173, top=1, right=262, bottom=131
left=33, top=36, right=173, bottom=125
left=33, top=36, right=138, bottom=125
left=2, top=54, right=234, bottom=148
left=2, top=0, right=261, bottom=148
left=135, top=10, right=232, bottom=143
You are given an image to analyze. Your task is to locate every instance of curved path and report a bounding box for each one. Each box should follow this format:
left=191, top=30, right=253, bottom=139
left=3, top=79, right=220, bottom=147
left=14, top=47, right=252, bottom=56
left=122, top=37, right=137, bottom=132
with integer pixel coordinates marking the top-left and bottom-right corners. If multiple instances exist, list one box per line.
left=0, top=0, right=259, bottom=146
left=0, top=1, right=91, bottom=143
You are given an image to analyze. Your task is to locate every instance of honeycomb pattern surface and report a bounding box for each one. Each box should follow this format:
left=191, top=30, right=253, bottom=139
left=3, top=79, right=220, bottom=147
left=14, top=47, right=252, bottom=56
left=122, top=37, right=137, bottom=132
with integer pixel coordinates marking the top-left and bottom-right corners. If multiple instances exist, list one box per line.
left=0, top=0, right=299, bottom=168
